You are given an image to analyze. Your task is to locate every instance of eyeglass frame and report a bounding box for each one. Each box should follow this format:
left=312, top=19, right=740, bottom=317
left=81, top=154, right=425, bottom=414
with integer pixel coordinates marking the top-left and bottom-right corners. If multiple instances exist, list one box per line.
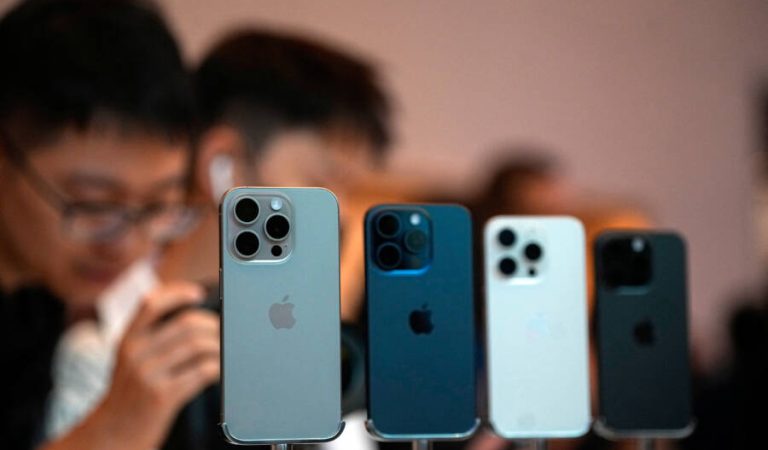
left=0, top=127, right=201, bottom=244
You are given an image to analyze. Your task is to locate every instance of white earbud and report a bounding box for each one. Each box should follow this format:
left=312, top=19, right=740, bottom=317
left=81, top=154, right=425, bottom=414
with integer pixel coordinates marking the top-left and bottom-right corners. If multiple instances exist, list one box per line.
left=209, top=154, right=234, bottom=204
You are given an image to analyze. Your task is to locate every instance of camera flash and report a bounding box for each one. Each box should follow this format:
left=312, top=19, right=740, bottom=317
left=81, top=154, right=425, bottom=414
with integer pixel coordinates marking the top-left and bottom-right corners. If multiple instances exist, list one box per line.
left=631, top=237, right=645, bottom=252
left=270, top=198, right=283, bottom=211
left=410, top=213, right=421, bottom=226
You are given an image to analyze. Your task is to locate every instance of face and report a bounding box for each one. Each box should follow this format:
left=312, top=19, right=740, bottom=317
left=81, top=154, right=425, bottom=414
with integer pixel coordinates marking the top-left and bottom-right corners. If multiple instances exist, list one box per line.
left=0, top=124, right=189, bottom=310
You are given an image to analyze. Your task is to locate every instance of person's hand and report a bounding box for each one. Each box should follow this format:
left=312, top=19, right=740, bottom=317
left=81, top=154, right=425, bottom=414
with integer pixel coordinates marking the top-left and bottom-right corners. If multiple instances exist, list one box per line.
left=41, top=282, right=220, bottom=450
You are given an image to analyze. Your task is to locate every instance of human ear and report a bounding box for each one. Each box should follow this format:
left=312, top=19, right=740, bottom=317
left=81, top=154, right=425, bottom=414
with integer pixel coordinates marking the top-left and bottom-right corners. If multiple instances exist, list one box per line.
left=195, top=125, right=246, bottom=205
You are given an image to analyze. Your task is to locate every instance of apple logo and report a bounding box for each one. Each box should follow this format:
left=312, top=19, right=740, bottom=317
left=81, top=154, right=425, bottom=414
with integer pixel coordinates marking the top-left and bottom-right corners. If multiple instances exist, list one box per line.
left=269, top=295, right=296, bottom=329
left=409, top=304, right=434, bottom=335
left=633, top=319, right=656, bottom=346
left=525, top=313, right=565, bottom=342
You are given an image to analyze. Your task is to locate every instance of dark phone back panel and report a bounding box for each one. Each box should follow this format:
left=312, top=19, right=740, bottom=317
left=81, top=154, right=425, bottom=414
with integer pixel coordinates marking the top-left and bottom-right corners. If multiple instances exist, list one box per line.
left=365, top=204, right=477, bottom=439
left=595, top=231, right=692, bottom=435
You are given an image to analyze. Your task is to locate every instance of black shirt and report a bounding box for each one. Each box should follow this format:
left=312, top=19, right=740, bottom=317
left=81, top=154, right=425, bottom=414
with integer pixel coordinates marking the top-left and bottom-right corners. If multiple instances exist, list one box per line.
left=0, top=285, right=247, bottom=450
left=0, top=286, right=65, bottom=449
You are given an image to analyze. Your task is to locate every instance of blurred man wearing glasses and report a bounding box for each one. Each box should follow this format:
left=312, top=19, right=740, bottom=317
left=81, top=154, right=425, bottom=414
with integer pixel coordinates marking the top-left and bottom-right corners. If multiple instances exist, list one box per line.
left=0, top=1, right=219, bottom=449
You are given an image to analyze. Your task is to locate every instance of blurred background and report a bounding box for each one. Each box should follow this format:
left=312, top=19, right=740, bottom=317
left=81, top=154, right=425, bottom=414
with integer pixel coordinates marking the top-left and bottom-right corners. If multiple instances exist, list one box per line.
left=4, top=0, right=767, bottom=372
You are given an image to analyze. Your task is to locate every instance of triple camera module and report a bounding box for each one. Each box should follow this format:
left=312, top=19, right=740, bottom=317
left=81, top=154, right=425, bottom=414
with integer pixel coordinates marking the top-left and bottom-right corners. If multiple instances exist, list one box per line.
left=496, top=228, right=544, bottom=278
left=231, top=195, right=292, bottom=260
left=372, top=209, right=432, bottom=271
left=600, top=236, right=652, bottom=288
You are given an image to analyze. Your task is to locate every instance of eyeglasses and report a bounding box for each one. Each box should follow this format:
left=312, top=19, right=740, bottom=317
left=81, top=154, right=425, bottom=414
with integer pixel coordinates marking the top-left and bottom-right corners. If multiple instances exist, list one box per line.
left=0, top=129, right=200, bottom=244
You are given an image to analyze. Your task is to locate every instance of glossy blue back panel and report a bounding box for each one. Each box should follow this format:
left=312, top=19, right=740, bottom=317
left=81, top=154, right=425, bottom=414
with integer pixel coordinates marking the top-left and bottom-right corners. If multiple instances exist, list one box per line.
left=365, top=204, right=478, bottom=439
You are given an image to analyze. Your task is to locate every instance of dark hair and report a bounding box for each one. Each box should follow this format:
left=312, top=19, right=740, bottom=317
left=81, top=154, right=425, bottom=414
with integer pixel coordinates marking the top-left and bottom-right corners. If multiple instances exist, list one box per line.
left=469, top=146, right=560, bottom=225
left=0, top=0, right=195, bottom=148
left=195, top=29, right=393, bottom=159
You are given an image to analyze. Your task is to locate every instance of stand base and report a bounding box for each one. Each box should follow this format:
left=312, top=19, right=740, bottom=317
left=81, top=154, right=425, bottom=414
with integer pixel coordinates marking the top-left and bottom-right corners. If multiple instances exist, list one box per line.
left=412, top=439, right=433, bottom=450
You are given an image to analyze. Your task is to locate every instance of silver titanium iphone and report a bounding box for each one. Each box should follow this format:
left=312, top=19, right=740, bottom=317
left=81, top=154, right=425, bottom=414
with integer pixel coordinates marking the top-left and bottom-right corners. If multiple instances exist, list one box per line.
left=485, top=216, right=591, bottom=438
left=220, top=187, right=343, bottom=444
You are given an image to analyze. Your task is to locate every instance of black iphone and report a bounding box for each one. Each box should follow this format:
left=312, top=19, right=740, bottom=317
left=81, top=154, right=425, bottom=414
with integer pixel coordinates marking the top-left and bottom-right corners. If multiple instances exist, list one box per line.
left=594, top=230, right=693, bottom=438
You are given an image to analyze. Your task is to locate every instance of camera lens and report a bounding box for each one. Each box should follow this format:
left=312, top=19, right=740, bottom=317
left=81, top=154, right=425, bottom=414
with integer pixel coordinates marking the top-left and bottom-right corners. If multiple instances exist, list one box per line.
left=499, top=257, right=517, bottom=276
left=404, top=229, right=428, bottom=253
left=235, top=231, right=260, bottom=257
left=498, top=229, right=516, bottom=247
left=376, top=243, right=402, bottom=270
left=234, top=197, right=259, bottom=223
left=524, top=243, right=543, bottom=261
left=376, top=213, right=401, bottom=238
left=602, top=237, right=652, bottom=288
left=265, top=214, right=290, bottom=241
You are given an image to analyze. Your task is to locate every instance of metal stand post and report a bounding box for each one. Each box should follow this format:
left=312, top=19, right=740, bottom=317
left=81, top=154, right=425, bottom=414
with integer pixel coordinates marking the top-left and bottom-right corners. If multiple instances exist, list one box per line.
left=533, top=439, right=548, bottom=450
left=637, top=438, right=655, bottom=450
left=271, top=444, right=290, bottom=450
left=412, top=439, right=433, bottom=450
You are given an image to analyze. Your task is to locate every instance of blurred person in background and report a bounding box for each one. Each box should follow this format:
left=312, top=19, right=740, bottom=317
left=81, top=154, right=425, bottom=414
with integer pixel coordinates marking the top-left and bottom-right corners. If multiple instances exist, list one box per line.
left=679, top=103, right=768, bottom=450
left=470, top=149, right=570, bottom=222
left=160, top=29, right=395, bottom=325
left=0, top=1, right=220, bottom=449
left=679, top=294, right=768, bottom=450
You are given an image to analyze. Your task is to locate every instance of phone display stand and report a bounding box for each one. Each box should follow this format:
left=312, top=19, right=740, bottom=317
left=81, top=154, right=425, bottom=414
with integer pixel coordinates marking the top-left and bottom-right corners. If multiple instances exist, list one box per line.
left=637, top=438, right=655, bottom=450
left=251, top=420, right=344, bottom=450
left=533, top=438, right=548, bottom=450
left=412, top=439, right=433, bottom=450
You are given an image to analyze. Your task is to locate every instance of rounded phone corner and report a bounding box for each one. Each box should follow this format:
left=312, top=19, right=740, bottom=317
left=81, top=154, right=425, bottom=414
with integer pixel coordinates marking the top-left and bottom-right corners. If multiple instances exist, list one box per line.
left=483, top=216, right=504, bottom=235
left=558, top=215, right=586, bottom=234
left=594, top=417, right=696, bottom=440
left=319, top=420, right=346, bottom=442
left=448, top=202, right=471, bottom=216
left=487, top=416, right=507, bottom=439
left=221, top=186, right=251, bottom=205
left=220, top=422, right=250, bottom=446
left=663, top=229, right=688, bottom=253
left=570, top=416, right=594, bottom=439
left=488, top=417, right=592, bottom=440
left=221, top=420, right=346, bottom=445
left=365, top=417, right=480, bottom=442
left=486, top=417, right=528, bottom=440
left=458, top=417, right=482, bottom=439
left=594, top=229, right=624, bottom=248
left=365, top=418, right=388, bottom=442
left=314, top=186, right=340, bottom=207
left=677, top=419, right=697, bottom=439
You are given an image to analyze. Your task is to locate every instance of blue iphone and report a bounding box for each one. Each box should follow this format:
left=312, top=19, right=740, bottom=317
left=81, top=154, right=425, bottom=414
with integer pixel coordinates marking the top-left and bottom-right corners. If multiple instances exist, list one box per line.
left=364, top=204, right=478, bottom=440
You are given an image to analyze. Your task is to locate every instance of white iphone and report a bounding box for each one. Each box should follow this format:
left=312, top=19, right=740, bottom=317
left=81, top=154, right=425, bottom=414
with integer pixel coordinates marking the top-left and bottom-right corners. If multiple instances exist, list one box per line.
left=484, top=216, right=591, bottom=439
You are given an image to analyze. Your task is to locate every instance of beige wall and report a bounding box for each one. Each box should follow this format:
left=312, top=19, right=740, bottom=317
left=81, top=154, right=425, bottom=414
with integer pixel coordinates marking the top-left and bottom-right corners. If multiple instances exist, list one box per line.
left=3, top=0, right=767, bottom=369
left=163, top=0, right=768, bottom=370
